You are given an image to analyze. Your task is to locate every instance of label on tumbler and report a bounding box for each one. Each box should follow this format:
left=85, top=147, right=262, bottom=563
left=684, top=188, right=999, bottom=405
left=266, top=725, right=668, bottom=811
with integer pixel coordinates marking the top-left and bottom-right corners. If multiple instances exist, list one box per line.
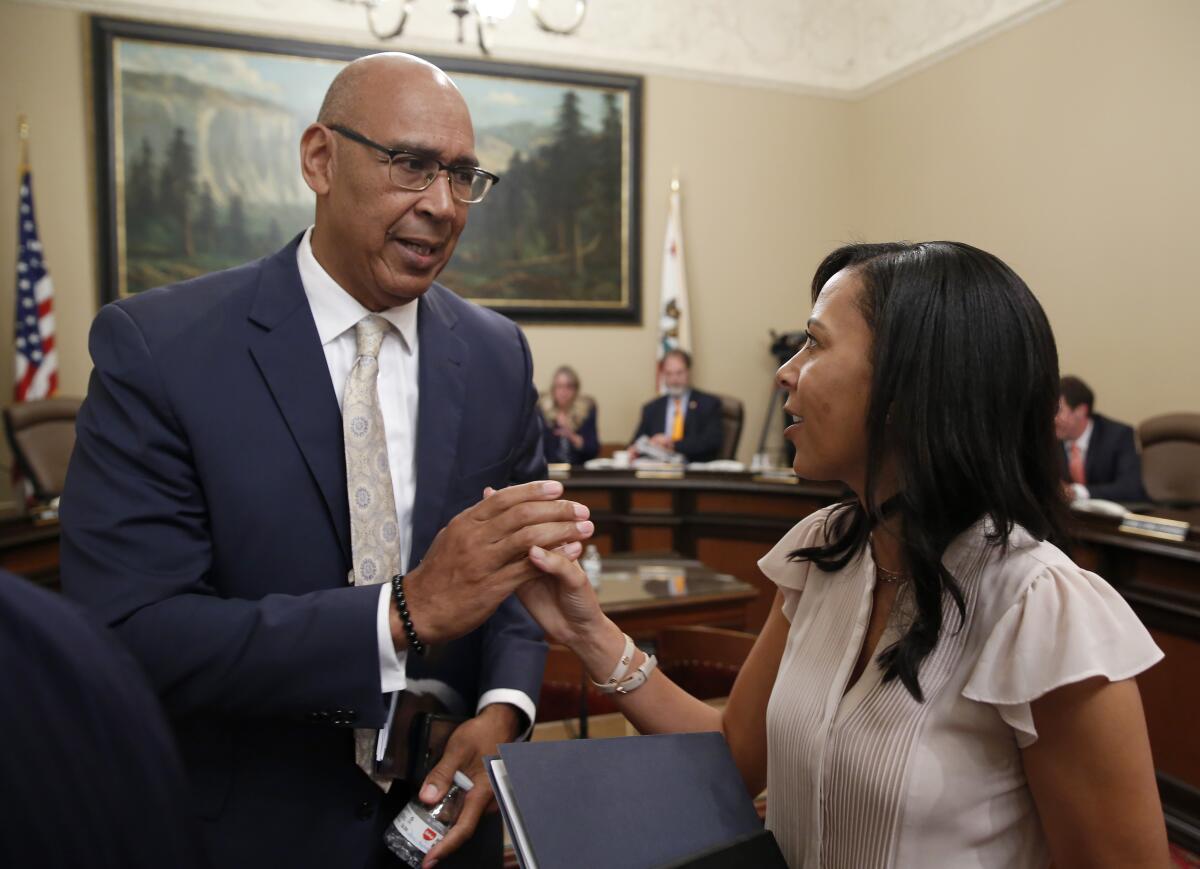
left=392, top=803, right=445, bottom=854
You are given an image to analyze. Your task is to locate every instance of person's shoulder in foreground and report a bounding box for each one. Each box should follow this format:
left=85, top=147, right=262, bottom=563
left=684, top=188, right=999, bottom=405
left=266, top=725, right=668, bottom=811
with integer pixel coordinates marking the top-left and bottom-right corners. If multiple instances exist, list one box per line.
left=0, top=570, right=205, bottom=869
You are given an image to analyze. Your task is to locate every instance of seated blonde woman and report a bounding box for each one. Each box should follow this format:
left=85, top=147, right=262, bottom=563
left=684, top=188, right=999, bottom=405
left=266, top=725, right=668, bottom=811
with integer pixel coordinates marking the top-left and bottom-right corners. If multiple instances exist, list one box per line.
left=514, top=242, right=1168, bottom=868
left=540, top=365, right=598, bottom=465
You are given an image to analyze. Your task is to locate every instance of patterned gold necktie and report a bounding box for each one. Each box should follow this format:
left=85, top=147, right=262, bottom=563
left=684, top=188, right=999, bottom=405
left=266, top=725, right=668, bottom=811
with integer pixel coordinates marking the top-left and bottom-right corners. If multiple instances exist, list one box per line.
left=671, top=397, right=685, bottom=441
left=343, top=314, right=400, bottom=787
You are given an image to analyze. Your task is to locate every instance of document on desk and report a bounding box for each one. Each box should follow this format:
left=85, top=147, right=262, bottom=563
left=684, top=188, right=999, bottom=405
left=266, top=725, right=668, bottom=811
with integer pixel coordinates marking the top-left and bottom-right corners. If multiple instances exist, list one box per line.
left=485, top=732, right=784, bottom=869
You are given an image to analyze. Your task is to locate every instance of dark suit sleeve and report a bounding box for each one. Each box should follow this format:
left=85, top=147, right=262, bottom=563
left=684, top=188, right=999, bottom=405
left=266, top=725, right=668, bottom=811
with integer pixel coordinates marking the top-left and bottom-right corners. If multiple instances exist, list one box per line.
left=676, top=394, right=724, bottom=462
left=478, top=325, right=548, bottom=705
left=0, top=572, right=205, bottom=868
left=631, top=401, right=654, bottom=443
left=574, top=405, right=599, bottom=464
left=1088, top=424, right=1147, bottom=502
left=60, top=304, right=388, bottom=726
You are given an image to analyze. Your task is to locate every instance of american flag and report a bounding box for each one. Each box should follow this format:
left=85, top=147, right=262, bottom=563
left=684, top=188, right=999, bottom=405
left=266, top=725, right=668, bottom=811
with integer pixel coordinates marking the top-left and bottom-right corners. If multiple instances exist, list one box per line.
left=13, top=168, right=57, bottom=401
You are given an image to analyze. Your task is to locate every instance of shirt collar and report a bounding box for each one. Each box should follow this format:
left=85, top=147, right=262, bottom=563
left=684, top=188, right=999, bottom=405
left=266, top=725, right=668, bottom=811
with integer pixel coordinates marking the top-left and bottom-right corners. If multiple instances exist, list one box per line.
left=1075, top=418, right=1094, bottom=450
left=296, top=226, right=418, bottom=354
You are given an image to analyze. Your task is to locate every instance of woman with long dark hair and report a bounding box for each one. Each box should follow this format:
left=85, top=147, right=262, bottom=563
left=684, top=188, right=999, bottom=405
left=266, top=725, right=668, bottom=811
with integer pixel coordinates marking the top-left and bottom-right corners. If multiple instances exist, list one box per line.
left=516, top=242, right=1168, bottom=867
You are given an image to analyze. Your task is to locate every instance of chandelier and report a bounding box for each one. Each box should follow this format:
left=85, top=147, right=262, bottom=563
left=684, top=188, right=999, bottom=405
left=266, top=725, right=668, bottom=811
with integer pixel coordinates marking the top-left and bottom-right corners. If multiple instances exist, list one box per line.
left=336, top=0, right=589, bottom=54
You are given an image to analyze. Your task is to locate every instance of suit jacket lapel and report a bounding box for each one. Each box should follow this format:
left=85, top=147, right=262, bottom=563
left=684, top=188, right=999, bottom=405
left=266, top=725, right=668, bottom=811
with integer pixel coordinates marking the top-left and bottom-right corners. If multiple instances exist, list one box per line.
left=1084, top=416, right=1104, bottom=483
left=411, top=285, right=468, bottom=565
left=246, top=241, right=351, bottom=561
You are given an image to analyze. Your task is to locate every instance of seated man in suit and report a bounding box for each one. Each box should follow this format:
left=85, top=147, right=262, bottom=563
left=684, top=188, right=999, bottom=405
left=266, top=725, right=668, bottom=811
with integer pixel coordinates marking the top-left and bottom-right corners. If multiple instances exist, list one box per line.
left=630, top=349, right=723, bottom=463
left=61, top=53, right=594, bottom=869
left=1055, top=375, right=1147, bottom=502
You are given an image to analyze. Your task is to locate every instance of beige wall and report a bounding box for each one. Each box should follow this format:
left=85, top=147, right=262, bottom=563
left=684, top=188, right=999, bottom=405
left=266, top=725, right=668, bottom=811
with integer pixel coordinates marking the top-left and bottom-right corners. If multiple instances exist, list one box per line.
left=0, top=0, right=1195, bottom=494
left=1, top=5, right=95, bottom=401
left=850, top=0, right=1200, bottom=428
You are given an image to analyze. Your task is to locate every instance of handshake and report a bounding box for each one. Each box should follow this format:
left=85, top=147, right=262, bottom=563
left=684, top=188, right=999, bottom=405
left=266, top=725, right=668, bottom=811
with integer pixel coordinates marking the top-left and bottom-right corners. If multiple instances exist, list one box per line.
left=390, top=479, right=597, bottom=650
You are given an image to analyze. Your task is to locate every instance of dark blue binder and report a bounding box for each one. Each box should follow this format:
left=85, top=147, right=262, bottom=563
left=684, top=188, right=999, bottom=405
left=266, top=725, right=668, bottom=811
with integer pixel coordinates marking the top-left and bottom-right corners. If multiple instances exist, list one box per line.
left=487, top=732, right=781, bottom=869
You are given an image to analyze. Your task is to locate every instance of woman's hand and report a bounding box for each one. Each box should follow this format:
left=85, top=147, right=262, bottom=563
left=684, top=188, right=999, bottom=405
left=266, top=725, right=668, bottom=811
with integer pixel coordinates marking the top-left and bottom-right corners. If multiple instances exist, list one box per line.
left=480, top=485, right=606, bottom=648
left=517, top=544, right=607, bottom=648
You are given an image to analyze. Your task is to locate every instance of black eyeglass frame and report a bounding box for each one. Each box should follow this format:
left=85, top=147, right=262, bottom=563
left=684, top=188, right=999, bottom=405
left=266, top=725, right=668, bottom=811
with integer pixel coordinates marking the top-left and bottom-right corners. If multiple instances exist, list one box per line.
left=327, top=123, right=500, bottom=203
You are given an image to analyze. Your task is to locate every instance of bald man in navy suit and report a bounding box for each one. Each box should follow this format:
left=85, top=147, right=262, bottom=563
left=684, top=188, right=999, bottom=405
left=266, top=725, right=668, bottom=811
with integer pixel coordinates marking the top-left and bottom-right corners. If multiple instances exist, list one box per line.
left=61, top=53, right=593, bottom=869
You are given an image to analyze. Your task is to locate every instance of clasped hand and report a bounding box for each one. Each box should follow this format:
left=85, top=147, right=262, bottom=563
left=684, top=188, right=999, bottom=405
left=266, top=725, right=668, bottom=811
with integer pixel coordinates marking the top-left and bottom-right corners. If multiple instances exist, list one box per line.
left=395, top=480, right=594, bottom=647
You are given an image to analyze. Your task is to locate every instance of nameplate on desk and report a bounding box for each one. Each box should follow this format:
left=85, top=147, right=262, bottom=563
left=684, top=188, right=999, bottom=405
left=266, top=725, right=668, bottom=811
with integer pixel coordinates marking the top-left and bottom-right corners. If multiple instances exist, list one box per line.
left=636, top=468, right=685, bottom=480
left=546, top=463, right=572, bottom=479
left=1119, top=513, right=1190, bottom=543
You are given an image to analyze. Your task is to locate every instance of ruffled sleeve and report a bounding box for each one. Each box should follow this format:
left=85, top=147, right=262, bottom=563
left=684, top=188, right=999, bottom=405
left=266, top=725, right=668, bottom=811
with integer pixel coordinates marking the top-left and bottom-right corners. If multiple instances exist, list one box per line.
left=962, top=562, right=1164, bottom=748
left=757, top=506, right=835, bottom=621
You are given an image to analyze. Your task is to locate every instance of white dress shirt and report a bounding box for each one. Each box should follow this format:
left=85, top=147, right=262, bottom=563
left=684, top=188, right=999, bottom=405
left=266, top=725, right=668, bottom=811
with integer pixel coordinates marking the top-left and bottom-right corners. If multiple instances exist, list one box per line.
left=296, top=228, right=535, bottom=734
left=1067, top=418, right=1094, bottom=500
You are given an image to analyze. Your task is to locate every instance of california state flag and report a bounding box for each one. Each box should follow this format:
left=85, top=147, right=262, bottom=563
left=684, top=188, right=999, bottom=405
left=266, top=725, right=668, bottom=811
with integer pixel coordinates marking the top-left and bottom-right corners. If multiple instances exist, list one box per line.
left=656, top=180, right=691, bottom=390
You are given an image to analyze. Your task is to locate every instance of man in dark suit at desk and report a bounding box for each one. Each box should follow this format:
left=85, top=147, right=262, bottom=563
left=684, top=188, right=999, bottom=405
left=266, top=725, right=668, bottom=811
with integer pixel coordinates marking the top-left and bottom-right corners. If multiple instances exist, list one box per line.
left=1055, top=375, right=1147, bottom=502
left=630, top=349, right=723, bottom=463
left=60, top=53, right=593, bottom=869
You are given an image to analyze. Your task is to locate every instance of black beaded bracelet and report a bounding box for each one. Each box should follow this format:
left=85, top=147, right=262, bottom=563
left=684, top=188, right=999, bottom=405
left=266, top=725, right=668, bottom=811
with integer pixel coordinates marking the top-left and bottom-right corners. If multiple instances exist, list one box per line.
left=390, top=573, right=426, bottom=656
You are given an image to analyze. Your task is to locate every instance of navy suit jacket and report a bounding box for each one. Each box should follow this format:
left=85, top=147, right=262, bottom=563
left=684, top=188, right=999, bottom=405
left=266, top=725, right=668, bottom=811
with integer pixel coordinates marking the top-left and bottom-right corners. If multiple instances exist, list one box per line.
left=60, top=238, right=547, bottom=867
left=1059, top=413, right=1147, bottom=502
left=632, top=389, right=724, bottom=462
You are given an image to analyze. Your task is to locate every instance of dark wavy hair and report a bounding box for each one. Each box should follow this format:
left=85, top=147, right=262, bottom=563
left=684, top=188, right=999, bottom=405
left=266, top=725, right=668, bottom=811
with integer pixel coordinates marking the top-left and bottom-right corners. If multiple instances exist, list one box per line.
left=792, top=241, right=1068, bottom=701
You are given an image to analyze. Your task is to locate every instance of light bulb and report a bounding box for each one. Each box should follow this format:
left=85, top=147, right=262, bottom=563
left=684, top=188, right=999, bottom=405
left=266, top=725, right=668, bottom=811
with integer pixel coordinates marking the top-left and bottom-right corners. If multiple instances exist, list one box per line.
left=473, top=0, right=516, bottom=22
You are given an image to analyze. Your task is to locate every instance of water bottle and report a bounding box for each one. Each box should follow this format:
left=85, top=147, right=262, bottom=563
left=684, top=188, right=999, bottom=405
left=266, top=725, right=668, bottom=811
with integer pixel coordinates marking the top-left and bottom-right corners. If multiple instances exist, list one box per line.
left=384, top=770, right=474, bottom=867
left=581, top=544, right=602, bottom=588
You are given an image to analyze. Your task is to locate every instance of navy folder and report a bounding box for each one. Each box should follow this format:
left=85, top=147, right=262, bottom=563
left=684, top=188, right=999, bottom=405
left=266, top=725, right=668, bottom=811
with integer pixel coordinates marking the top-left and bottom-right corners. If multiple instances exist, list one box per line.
left=487, top=732, right=781, bottom=869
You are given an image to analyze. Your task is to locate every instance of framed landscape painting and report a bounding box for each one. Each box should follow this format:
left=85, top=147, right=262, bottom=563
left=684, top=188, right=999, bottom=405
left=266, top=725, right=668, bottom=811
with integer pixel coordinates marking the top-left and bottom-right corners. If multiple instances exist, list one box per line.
left=92, top=17, right=642, bottom=322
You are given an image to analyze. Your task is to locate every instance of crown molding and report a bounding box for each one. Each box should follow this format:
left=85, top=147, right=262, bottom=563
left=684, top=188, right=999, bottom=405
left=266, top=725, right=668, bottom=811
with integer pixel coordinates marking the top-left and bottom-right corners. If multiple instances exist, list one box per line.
left=13, top=0, right=1062, bottom=97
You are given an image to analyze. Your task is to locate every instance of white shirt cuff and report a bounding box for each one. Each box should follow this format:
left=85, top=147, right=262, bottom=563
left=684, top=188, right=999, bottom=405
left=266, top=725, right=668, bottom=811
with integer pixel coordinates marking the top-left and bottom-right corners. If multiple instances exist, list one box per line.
left=377, top=583, right=407, bottom=694
left=477, top=689, right=537, bottom=742
left=1071, top=483, right=1090, bottom=501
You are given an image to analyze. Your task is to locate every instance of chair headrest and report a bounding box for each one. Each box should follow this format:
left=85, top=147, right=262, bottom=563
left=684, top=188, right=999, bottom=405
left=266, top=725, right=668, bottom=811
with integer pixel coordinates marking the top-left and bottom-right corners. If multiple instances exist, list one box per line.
left=1139, top=412, right=1200, bottom=445
left=4, top=397, right=83, bottom=430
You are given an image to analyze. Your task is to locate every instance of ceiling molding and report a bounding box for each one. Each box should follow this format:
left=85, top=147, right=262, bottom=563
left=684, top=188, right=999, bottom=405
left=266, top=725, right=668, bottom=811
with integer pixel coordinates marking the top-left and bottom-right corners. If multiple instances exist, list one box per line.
left=16, top=0, right=1062, bottom=96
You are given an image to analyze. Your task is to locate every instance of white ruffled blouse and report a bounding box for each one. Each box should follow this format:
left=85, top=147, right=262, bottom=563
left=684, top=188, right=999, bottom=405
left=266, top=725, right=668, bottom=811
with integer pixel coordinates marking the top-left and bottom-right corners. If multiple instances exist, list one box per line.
left=758, top=506, right=1162, bottom=869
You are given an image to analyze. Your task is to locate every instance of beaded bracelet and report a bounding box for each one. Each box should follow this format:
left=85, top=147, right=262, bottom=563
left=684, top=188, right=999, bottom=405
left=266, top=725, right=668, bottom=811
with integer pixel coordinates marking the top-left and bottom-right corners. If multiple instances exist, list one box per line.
left=390, top=574, right=426, bottom=656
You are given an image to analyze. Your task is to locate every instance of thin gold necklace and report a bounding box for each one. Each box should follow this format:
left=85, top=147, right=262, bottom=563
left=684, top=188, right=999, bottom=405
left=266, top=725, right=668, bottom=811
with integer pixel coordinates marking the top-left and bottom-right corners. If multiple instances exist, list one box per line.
left=870, top=543, right=910, bottom=584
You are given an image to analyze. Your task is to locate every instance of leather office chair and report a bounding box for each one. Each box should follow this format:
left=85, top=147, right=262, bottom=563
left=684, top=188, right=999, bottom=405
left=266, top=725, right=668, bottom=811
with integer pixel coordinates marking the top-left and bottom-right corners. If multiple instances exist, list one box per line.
left=3, top=397, right=82, bottom=502
left=1139, top=413, right=1200, bottom=506
left=657, top=625, right=756, bottom=701
left=716, top=394, right=744, bottom=461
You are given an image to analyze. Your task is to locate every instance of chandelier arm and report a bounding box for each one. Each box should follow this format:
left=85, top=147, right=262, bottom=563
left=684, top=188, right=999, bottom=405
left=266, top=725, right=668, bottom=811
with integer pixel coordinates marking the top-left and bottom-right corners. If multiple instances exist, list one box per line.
left=476, top=13, right=493, bottom=55
left=366, top=0, right=414, bottom=40
left=528, top=0, right=587, bottom=35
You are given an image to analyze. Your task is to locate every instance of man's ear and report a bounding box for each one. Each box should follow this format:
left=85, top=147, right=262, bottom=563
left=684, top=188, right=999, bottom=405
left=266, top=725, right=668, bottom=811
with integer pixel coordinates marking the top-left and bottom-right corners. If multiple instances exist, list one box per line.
left=300, top=123, right=333, bottom=196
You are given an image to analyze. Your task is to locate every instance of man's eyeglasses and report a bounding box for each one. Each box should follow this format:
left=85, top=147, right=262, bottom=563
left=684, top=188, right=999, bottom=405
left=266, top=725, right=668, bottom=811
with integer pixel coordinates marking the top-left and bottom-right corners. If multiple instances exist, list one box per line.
left=328, top=124, right=500, bottom=204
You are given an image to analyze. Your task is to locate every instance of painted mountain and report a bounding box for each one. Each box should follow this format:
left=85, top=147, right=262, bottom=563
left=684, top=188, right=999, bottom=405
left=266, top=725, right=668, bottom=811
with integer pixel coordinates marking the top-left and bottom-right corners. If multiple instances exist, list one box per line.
left=114, top=37, right=632, bottom=310
left=119, top=68, right=317, bottom=292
